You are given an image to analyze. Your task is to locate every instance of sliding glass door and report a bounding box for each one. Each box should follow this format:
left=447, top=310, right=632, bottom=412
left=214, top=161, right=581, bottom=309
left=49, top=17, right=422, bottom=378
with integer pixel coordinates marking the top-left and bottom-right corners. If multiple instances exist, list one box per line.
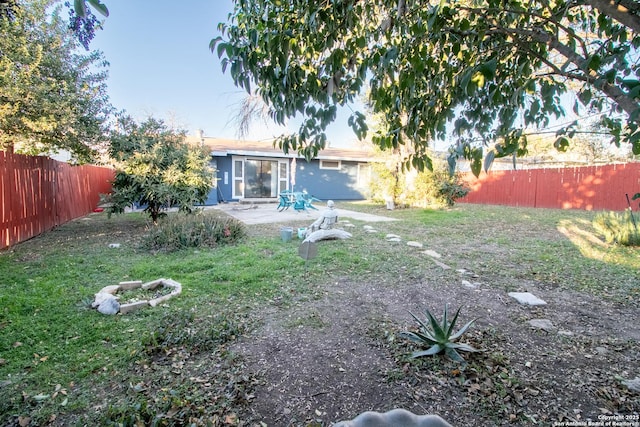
left=232, top=157, right=289, bottom=199
left=243, top=159, right=278, bottom=198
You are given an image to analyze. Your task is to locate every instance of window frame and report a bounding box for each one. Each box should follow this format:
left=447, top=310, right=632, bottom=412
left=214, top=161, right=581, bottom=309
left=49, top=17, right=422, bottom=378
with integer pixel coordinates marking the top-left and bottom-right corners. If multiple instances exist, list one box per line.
left=319, top=159, right=341, bottom=170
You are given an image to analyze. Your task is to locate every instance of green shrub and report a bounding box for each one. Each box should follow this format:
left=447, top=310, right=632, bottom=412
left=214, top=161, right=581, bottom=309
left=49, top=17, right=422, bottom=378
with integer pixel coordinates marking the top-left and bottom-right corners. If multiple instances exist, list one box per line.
left=593, top=210, right=640, bottom=246
left=411, top=167, right=470, bottom=207
left=140, top=211, right=246, bottom=252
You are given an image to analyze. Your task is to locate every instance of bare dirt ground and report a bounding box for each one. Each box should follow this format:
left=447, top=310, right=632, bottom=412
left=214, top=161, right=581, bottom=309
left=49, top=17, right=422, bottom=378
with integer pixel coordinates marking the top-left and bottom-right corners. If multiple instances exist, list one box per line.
left=232, top=271, right=639, bottom=426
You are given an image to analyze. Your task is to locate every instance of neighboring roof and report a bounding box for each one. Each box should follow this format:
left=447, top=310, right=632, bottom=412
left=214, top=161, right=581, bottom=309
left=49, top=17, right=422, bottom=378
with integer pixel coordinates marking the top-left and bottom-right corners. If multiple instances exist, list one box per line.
left=185, top=136, right=375, bottom=162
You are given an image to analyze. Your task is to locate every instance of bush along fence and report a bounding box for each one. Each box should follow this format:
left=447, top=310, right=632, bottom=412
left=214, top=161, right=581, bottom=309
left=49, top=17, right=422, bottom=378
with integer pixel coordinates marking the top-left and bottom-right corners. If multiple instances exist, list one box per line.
left=460, top=162, right=640, bottom=211
left=1, top=151, right=114, bottom=250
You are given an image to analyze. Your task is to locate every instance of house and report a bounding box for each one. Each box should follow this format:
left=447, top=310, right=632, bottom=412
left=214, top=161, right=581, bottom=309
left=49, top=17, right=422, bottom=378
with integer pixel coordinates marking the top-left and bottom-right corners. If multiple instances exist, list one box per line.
left=185, top=136, right=376, bottom=205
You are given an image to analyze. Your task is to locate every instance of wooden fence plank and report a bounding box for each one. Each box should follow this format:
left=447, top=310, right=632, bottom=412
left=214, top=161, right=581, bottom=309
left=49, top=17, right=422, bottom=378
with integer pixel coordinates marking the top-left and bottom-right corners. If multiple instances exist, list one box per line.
left=461, top=163, right=640, bottom=211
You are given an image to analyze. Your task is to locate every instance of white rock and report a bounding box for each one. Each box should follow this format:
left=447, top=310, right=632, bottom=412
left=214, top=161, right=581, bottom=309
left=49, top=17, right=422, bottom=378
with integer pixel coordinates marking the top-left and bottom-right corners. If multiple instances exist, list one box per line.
left=432, top=260, right=451, bottom=270
left=366, top=229, right=378, bottom=233
left=363, top=225, right=374, bottom=230
left=508, top=292, right=547, bottom=306
left=622, top=377, right=640, bottom=392
left=387, top=237, right=402, bottom=242
left=149, top=295, right=173, bottom=307
left=119, top=301, right=149, bottom=314
left=528, top=319, right=555, bottom=331
left=92, top=291, right=118, bottom=308
left=97, top=295, right=120, bottom=315
left=108, top=243, right=120, bottom=248
left=422, top=249, right=441, bottom=258
left=406, top=241, right=423, bottom=248
left=461, top=280, right=478, bottom=289
left=385, top=234, right=401, bottom=239
left=119, top=280, right=143, bottom=290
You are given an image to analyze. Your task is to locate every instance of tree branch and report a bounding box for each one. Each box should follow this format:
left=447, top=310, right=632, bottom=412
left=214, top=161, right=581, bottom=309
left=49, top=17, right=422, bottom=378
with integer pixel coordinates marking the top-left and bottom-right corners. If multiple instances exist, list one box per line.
left=584, top=0, right=640, bottom=33
left=458, top=4, right=591, bottom=58
left=542, top=33, right=639, bottom=117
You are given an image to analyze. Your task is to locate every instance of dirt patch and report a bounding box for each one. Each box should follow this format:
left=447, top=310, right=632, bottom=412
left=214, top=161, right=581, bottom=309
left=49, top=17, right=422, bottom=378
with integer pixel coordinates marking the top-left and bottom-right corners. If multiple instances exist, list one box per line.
left=233, top=269, right=639, bottom=426
left=10, top=213, right=149, bottom=255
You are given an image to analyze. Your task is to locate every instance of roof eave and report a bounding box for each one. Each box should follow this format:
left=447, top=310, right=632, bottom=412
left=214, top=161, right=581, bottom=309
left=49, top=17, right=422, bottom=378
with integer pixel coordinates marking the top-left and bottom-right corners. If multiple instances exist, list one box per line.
left=211, top=150, right=374, bottom=162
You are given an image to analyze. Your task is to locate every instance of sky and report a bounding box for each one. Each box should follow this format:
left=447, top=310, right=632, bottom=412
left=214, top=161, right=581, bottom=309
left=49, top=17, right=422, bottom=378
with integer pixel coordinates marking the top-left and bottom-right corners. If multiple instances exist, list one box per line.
left=90, top=0, right=359, bottom=146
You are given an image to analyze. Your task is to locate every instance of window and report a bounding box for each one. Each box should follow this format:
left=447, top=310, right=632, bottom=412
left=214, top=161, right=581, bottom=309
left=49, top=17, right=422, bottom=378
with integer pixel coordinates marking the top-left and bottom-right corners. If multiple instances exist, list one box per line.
left=319, top=160, right=341, bottom=170
left=232, top=158, right=244, bottom=198
left=278, top=161, right=288, bottom=192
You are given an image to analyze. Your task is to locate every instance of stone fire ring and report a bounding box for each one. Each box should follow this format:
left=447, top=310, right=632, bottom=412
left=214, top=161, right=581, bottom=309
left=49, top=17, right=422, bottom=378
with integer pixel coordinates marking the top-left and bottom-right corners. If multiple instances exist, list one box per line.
left=91, top=279, right=182, bottom=315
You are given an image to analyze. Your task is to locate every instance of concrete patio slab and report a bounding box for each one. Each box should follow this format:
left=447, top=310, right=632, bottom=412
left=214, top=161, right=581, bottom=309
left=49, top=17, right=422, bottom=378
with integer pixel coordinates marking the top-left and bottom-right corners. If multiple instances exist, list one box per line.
left=212, top=203, right=398, bottom=225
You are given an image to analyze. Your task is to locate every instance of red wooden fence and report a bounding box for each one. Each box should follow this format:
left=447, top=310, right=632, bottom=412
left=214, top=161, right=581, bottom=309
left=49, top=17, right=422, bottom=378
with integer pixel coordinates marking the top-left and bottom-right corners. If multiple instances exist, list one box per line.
left=1, top=151, right=114, bottom=250
left=460, top=163, right=640, bottom=211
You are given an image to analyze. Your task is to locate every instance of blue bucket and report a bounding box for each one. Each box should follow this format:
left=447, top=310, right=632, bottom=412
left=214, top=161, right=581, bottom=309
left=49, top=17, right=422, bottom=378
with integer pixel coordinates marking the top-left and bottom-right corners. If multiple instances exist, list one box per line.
left=297, top=227, right=307, bottom=239
left=280, top=227, right=293, bottom=242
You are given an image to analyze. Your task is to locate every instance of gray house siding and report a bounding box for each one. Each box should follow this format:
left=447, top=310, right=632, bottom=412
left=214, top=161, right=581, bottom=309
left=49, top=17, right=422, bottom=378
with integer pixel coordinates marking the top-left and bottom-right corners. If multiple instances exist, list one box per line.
left=293, top=160, right=367, bottom=200
left=210, top=156, right=234, bottom=204
left=203, top=187, right=219, bottom=205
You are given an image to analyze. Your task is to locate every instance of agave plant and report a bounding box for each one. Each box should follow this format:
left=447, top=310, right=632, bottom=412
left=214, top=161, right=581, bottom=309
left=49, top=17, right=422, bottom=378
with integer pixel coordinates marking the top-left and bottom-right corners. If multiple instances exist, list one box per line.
left=400, top=305, right=480, bottom=363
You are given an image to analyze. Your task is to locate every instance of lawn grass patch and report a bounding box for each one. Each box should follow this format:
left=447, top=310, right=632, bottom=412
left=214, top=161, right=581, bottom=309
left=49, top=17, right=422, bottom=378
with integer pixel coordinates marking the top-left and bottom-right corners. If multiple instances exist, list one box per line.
left=593, top=210, right=640, bottom=246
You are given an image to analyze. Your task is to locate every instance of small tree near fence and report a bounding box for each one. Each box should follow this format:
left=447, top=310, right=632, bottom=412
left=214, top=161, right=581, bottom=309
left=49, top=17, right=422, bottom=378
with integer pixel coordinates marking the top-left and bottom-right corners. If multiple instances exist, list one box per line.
left=411, top=166, right=470, bottom=208
left=370, top=159, right=469, bottom=208
left=107, top=116, right=213, bottom=223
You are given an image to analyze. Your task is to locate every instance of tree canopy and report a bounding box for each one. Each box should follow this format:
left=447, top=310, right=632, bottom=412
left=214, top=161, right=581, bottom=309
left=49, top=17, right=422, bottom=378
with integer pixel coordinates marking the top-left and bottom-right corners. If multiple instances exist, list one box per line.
left=66, top=0, right=108, bottom=49
left=0, top=0, right=112, bottom=162
left=214, top=0, right=640, bottom=175
left=108, top=116, right=214, bottom=223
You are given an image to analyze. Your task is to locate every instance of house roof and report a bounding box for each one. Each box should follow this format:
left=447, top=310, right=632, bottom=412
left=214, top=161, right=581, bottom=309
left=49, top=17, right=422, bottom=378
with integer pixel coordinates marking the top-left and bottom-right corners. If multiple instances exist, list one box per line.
left=185, top=136, right=375, bottom=162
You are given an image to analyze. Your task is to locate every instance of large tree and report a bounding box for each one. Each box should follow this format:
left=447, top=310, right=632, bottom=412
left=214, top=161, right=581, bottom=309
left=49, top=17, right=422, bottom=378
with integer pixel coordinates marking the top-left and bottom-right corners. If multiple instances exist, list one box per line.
left=213, top=0, right=640, bottom=175
left=0, top=0, right=111, bottom=162
left=108, top=116, right=214, bottom=223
